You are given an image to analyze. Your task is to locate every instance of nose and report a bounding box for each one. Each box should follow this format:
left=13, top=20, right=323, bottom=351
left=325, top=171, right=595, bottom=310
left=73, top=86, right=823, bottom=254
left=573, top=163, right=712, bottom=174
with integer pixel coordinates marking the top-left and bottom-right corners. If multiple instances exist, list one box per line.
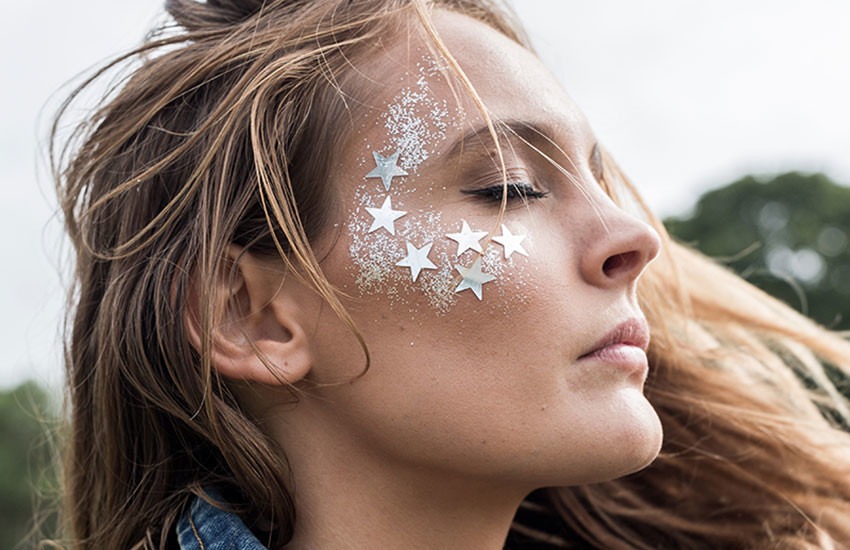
left=580, top=200, right=661, bottom=289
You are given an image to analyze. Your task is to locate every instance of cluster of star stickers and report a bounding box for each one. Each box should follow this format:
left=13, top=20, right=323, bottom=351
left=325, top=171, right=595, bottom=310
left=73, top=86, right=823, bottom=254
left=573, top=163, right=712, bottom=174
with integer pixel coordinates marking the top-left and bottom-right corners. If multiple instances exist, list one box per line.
left=363, top=150, right=528, bottom=300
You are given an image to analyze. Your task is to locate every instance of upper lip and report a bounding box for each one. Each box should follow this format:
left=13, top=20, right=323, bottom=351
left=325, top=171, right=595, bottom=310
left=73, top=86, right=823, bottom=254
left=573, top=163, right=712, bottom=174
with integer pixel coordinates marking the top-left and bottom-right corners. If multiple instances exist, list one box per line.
left=580, top=318, right=650, bottom=358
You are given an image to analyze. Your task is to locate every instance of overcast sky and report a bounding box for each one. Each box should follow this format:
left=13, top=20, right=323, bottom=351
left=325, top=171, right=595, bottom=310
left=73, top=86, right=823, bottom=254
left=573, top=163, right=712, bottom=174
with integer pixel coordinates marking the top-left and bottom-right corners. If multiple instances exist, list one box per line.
left=2, top=1, right=849, bottom=390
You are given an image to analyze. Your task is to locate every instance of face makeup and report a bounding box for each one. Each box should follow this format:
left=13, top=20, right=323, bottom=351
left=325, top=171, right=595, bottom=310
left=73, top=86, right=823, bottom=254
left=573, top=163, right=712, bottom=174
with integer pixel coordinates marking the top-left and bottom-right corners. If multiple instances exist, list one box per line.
left=346, top=54, right=533, bottom=314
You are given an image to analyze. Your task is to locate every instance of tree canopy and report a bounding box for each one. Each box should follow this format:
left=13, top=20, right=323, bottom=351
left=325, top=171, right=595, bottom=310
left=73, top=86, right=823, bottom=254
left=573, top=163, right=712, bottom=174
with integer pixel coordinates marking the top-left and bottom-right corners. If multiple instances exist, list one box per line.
left=665, top=172, right=850, bottom=330
left=0, top=381, right=56, bottom=549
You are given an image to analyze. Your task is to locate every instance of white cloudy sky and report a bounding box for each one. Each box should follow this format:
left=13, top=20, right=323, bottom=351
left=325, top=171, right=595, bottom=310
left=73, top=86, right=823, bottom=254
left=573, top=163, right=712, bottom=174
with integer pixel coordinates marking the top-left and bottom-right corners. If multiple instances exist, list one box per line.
left=2, top=1, right=849, bottom=390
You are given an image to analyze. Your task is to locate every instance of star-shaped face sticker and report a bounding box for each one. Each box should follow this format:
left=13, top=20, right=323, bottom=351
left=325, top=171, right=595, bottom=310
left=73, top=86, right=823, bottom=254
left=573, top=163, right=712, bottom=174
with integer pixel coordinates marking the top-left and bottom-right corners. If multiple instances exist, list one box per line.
left=454, top=257, right=496, bottom=300
left=365, top=196, right=406, bottom=235
left=365, top=150, right=408, bottom=192
left=396, top=241, right=438, bottom=282
left=492, top=224, right=528, bottom=259
left=446, top=220, right=488, bottom=255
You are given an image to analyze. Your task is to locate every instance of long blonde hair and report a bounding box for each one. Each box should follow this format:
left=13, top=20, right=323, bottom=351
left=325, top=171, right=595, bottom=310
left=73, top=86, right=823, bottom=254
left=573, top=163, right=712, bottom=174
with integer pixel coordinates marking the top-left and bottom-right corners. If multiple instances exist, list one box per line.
left=52, top=0, right=850, bottom=548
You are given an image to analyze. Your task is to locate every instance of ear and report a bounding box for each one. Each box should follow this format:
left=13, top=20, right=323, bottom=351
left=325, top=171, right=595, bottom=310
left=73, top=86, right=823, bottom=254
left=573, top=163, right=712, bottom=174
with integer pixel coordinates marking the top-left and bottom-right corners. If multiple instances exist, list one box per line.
left=184, top=245, right=313, bottom=386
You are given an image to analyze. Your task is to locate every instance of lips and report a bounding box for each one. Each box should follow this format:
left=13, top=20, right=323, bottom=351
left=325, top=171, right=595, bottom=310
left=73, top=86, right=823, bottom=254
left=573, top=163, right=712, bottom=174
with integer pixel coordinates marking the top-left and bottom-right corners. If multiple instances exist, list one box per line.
left=578, top=318, right=650, bottom=365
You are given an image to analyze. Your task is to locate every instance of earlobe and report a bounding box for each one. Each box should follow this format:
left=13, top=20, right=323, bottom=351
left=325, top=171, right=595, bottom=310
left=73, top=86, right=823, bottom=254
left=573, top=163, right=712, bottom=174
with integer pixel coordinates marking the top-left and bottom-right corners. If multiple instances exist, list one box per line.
left=184, top=246, right=314, bottom=387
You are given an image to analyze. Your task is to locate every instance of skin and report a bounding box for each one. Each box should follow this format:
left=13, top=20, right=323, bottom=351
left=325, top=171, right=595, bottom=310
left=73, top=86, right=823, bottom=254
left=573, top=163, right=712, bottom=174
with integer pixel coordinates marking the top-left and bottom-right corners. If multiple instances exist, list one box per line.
left=222, top=10, right=663, bottom=549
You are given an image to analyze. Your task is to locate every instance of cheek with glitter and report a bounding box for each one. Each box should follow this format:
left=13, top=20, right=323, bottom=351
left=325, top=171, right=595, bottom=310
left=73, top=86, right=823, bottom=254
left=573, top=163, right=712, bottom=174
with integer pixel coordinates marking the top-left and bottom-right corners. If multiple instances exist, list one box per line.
left=382, top=58, right=456, bottom=176
left=348, top=191, right=533, bottom=315
left=348, top=186, right=459, bottom=313
left=346, top=56, right=531, bottom=314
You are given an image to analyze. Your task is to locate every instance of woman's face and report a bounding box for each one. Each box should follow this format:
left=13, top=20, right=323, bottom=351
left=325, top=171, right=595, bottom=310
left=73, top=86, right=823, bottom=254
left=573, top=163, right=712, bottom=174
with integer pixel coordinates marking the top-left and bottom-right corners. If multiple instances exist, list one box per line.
left=303, top=10, right=662, bottom=492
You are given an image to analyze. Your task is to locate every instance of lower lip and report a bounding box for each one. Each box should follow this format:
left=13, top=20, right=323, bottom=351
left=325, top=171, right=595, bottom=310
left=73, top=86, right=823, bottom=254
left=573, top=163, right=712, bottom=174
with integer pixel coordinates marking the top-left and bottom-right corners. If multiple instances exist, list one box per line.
left=580, top=344, right=648, bottom=375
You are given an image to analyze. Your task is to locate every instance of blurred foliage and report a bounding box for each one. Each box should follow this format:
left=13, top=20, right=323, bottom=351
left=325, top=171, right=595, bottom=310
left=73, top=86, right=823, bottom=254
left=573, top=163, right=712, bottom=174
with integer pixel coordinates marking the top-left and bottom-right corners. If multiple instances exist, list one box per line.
left=665, top=172, right=850, bottom=330
left=0, top=381, right=58, bottom=549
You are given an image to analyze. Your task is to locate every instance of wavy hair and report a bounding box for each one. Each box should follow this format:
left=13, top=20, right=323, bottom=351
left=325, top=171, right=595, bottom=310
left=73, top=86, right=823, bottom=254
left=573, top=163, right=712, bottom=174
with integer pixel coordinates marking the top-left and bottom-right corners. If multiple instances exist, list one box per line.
left=51, top=0, right=850, bottom=548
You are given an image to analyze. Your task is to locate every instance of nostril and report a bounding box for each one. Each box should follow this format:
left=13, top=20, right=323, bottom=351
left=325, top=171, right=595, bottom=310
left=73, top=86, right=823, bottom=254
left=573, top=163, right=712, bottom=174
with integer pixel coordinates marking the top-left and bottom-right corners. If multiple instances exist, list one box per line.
left=603, top=250, right=639, bottom=278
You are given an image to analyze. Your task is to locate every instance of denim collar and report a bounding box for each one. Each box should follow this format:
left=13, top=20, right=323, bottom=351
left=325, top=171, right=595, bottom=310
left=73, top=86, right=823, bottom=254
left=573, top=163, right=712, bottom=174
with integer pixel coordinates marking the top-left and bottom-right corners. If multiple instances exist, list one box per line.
left=176, top=490, right=268, bottom=550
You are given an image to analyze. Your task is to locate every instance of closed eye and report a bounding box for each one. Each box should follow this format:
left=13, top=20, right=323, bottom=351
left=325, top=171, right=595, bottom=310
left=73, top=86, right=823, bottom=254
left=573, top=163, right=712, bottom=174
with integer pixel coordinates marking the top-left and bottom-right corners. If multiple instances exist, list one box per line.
left=462, top=182, right=548, bottom=202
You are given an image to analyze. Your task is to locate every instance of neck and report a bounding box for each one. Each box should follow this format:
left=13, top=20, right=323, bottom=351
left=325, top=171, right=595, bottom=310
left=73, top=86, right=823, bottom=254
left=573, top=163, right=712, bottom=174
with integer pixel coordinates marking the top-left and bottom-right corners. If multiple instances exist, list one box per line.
left=274, top=409, right=527, bottom=549
left=287, top=474, right=521, bottom=549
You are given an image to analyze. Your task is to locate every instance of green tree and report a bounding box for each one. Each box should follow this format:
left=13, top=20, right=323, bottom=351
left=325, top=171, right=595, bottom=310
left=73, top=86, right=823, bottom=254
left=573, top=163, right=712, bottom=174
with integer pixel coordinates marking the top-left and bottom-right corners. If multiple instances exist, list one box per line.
left=0, top=381, right=57, bottom=549
left=665, top=172, right=850, bottom=330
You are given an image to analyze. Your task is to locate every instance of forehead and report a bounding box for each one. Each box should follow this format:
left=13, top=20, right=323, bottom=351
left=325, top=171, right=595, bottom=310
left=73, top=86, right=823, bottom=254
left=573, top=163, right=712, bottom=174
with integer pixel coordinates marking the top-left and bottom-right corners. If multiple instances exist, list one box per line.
left=342, top=9, right=590, bottom=162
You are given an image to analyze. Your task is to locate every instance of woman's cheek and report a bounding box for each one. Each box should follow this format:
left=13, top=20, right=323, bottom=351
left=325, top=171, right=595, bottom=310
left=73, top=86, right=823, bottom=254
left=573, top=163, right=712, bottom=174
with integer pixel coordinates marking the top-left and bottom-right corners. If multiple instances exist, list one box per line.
left=341, top=50, right=538, bottom=315
left=345, top=183, right=534, bottom=315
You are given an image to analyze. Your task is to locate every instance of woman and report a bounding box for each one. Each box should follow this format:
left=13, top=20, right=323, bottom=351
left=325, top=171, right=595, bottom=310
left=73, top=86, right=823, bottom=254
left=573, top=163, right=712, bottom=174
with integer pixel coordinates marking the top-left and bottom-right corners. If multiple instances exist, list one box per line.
left=51, top=0, right=850, bottom=548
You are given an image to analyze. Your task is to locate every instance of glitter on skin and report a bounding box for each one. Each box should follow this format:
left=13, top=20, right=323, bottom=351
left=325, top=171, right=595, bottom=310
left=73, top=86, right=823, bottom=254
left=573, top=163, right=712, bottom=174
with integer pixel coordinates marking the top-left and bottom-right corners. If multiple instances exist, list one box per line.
left=396, top=241, right=438, bottom=282
left=348, top=56, right=463, bottom=313
left=454, top=256, right=496, bottom=300
left=346, top=54, right=531, bottom=315
left=365, top=196, right=407, bottom=235
left=365, top=150, right=408, bottom=192
left=492, top=224, right=529, bottom=259
left=446, top=220, right=488, bottom=255
left=382, top=60, right=456, bottom=174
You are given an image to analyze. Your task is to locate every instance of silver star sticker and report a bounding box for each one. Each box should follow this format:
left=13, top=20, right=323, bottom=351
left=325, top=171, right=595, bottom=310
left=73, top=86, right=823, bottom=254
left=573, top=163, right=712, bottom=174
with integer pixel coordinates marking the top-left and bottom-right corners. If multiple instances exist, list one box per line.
left=365, top=150, right=408, bottom=191
left=396, top=241, right=438, bottom=282
left=454, top=257, right=496, bottom=300
left=492, top=224, right=528, bottom=259
left=446, top=220, right=488, bottom=255
left=365, top=196, right=406, bottom=235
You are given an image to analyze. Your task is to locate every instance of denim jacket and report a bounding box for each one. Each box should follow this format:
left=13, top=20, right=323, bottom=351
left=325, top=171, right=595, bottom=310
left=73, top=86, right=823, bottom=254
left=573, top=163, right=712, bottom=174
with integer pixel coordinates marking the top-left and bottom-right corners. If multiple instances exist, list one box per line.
left=175, top=488, right=564, bottom=549
left=176, top=491, right=267, bottom=550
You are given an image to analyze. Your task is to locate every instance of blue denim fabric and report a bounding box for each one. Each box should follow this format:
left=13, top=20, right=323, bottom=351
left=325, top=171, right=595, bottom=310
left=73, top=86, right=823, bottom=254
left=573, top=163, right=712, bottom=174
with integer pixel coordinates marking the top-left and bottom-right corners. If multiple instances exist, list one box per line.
left=176, top=490, right=267, bottom=550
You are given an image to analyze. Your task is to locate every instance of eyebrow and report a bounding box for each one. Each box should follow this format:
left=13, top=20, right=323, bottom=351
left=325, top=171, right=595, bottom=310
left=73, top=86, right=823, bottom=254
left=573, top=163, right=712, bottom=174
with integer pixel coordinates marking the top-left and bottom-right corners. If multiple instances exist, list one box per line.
left=443, top=119, right=556, bottom=164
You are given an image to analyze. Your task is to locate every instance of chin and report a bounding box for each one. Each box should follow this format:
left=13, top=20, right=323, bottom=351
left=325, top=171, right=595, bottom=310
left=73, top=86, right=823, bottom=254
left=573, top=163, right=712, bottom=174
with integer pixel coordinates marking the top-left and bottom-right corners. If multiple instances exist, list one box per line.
left=569, top=392, right=663, bottom=486
left=611, top=394, right=664, bottom=478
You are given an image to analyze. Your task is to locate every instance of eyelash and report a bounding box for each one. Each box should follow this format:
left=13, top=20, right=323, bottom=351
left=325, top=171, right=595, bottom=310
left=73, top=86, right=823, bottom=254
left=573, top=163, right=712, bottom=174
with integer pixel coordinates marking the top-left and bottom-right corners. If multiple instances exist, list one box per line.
left=463, top=182, right=549, bottom=202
